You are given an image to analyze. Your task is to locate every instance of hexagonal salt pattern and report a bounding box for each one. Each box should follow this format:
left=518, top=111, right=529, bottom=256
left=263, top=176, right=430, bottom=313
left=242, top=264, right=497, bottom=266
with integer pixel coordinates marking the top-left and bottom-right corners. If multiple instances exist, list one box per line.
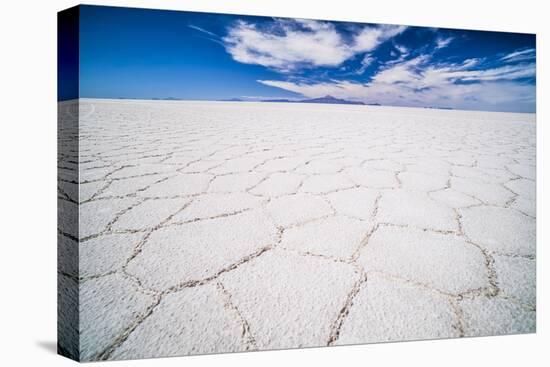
left=218, top=250, right=360, bottom=350
left=109, top=283, right=249, bottom=360
left=125, top=210, right=279, bottom=290
left=460, top=206, right=535, bottom=256
left=357, top=226, right=488, bottom=295
left=67, top=99, right=535, bottom=360
left=459, top=296, right=535, bottom=337
left=79, top=274, right=157, bottom=361
left=335, top=274, right=459, bottom=345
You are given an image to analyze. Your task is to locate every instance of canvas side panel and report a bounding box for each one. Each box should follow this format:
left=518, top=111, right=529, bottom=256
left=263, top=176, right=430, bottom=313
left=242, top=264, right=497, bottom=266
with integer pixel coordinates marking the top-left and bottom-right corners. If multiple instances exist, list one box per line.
left=57, top=5, right=80, bottom=362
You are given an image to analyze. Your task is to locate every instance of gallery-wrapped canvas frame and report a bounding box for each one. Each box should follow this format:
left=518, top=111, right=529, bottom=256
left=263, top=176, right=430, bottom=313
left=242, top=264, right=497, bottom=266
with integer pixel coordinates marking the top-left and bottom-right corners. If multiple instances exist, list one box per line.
left=58, top=5, right=536, bottom=362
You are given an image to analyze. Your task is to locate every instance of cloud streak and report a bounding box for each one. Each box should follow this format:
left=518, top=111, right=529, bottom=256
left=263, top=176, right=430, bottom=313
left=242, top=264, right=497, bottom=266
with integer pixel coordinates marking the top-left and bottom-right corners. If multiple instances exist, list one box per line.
left=501, top=48, right=536, bottom=63
left=435, top=36, right=454, bottom=49
left=188, top=24, right=219, bottom=38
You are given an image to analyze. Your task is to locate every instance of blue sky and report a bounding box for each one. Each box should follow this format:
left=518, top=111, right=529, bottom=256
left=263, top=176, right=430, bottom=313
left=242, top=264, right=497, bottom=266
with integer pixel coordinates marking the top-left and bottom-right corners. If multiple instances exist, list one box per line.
left=73, top=5, right=536, bottom=112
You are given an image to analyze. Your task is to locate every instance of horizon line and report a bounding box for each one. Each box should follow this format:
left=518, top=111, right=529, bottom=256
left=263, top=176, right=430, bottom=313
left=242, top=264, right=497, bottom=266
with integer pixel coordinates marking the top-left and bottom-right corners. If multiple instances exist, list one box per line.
left=59, top=97, right=536, bottom=115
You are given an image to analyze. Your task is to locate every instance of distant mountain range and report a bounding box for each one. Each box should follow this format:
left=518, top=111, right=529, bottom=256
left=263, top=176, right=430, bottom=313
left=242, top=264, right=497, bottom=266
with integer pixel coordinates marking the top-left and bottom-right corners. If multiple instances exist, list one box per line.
left=117, top=96, right=455, bottom=110
left=140, top=95, right=383, bottom=106
left=220, top=95, right=378, bottom=105
left=262, top=95, right=367, bottom=105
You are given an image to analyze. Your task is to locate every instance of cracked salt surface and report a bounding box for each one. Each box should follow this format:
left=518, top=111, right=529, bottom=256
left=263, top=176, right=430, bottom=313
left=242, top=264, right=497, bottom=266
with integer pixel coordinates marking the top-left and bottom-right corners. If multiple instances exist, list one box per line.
left=58, top=99, right=536, bottom=360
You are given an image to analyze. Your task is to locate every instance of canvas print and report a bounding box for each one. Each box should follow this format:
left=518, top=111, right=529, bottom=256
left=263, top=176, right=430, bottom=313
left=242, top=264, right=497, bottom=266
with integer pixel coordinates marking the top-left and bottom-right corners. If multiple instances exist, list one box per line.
left=58, top=5, right=536, bottom=362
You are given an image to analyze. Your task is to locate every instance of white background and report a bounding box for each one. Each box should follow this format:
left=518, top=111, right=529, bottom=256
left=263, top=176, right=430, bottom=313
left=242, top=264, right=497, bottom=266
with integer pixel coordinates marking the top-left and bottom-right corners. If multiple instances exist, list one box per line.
left=0, top=0, right=547, bottom=365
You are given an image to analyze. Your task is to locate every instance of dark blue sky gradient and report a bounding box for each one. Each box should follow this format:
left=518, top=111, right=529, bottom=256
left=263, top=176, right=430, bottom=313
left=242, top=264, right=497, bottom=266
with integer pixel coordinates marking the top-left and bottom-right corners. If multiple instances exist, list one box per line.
left=78, top=6, right=284, bottom=100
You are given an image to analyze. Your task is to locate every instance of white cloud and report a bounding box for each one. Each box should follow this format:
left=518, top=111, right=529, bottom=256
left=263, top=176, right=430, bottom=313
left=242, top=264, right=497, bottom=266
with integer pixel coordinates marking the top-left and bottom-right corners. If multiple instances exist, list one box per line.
left=501, top=48, right=536, bottom=63
left=395, top=44, right=409, bottom=55
left=354, top=55, right=375, bottom=75
left=223, top=20, right=350, bottom=70
left=435, top=36, right=454, bottom=49
left=461, top=58, right=480, bottom=68
left=362, top=55, right=374, bottom=67
left=223, top=19, right=406, bottom=71
left=352, top=25, right=407, bottom=53
left=384, top=43, right=412, bottom=66
left=371, top=55, right=428, bottom=84
left=257, top=55, right=535, bottom=112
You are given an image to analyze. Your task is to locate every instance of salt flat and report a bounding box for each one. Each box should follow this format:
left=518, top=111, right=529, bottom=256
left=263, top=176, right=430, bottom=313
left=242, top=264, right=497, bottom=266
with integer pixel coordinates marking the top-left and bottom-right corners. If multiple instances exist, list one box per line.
left=58, top=99, right=536, bottom=361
